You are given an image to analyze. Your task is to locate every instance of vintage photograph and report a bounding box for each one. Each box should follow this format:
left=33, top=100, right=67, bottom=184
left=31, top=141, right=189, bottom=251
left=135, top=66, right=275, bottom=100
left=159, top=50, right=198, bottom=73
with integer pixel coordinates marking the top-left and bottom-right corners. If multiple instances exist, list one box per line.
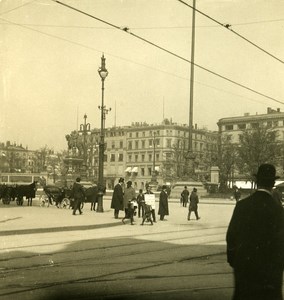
left=1, top=1, right=284, bottom=299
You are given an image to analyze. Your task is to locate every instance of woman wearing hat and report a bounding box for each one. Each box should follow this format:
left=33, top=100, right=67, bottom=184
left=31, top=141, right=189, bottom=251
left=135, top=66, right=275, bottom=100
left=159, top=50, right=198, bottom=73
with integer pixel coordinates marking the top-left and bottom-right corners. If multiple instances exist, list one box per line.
left=226, top=164, right=284, bottom=300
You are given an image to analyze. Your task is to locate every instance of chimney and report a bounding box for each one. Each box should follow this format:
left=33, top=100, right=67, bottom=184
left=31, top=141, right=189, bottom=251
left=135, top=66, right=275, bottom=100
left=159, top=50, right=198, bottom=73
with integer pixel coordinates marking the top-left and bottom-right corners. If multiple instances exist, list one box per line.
left=267, top=107, right=271, bottom=114
left=277, top=108, right=280, bottom=112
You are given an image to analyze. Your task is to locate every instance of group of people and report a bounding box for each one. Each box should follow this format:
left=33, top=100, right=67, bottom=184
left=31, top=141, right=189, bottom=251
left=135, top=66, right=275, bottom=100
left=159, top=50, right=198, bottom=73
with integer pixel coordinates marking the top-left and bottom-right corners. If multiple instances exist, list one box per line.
left=70, top=163, right=284, bottom=299
left=110, top=178, right=169, bottom=225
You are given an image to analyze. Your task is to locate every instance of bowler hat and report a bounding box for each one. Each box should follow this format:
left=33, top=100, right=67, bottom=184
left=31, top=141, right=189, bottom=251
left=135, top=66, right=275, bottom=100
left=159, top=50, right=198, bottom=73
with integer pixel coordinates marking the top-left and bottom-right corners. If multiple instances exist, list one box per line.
left=254, top=164, right=280, bottom=180
left=118, top=177, right=124, bottom=183
left=127, top=180, right=132, bottom=185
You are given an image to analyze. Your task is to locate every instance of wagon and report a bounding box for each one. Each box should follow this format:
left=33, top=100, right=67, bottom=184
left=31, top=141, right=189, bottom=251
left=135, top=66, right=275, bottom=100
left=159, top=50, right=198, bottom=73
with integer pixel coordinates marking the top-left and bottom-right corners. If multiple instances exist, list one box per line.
left=43, top=185, right=70, bottom=208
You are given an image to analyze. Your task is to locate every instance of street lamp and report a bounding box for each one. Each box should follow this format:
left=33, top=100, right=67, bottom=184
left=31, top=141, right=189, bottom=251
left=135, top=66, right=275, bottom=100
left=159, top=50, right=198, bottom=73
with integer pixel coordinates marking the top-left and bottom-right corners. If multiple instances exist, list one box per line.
left=97, top=54, right=110, bottom=212
left=79, top=114, right=91, bottom=179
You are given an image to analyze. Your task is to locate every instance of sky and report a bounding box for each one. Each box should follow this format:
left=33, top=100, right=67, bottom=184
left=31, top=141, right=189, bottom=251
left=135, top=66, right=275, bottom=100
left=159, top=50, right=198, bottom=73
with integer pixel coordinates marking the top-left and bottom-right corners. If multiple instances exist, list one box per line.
left=1, top=0, right=284, bottom=151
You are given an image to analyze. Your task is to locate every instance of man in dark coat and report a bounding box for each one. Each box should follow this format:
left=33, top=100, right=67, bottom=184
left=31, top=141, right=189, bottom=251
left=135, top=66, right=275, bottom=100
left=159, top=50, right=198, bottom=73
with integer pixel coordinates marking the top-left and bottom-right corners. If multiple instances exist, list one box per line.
left=188, top=187, right=200, bottom=220
left=158, top=185, right=169, bottom=221
left=226, top=164, right=284, bottom=300
left=71, top=177, right=85, bottom=215
left=111, top=177, right=124, bottom=219
left=181, top=185, right=189, bottom=207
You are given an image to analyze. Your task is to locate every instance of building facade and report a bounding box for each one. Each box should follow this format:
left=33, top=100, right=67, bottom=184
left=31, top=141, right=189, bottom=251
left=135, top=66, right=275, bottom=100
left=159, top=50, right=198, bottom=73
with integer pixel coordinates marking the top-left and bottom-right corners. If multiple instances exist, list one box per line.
left=217, top=107, right=284, bottom=183
left=217, top=107, right=284, bottom=144
left=68, top=119, right=218, bottom=190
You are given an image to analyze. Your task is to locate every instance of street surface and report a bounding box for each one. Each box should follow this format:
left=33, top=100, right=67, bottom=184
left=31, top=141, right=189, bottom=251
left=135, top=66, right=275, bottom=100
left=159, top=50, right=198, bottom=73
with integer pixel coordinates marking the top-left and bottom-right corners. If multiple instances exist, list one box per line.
left=0, top=197, right=259, bottom=299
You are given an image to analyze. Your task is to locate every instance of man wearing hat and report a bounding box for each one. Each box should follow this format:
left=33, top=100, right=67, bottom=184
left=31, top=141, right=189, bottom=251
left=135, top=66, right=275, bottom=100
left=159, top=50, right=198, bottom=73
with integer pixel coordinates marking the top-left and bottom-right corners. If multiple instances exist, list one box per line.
left=71, top=177, right=85, bottom=215
left=111, top=177, right=124, bottom=219
left=226, top=164, right=284, bottom=300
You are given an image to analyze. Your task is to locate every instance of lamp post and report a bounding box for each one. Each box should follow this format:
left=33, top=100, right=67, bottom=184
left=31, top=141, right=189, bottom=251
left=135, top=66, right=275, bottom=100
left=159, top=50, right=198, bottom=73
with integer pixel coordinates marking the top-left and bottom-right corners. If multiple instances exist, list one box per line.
left=97, top=54, right=110, bottom=212
left=79, top=114, right=91, bottom=179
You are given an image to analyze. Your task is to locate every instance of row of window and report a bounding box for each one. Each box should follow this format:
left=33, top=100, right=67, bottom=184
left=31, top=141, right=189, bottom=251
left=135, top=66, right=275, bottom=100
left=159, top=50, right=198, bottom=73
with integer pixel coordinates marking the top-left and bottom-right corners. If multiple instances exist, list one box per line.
left=224, top=120, right=282, bottom=131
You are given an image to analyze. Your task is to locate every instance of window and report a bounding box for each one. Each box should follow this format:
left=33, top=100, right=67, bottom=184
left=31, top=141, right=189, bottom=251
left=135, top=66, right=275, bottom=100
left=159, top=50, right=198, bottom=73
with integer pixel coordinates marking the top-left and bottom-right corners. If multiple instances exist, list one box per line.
left=238, top=124, right=246, bottom=130
left=149, top=154, right=152, bottom=161
left=273, top=120, right=278, bottom=127
left=111, top=141, right=115, bottom=149
left=136, top=132, right=139, bottom=138
left=225, top=124, right=233, bottom=130
left=135, top=155, right=138, bottom=162
left=128, top=155, right=132, bottom=162
left=148, top=167, right=152, bottom=175
left=141, top=168, right=145, bottom=176
left=129, top=133, right=132, bottom=138
left=103, top=154, right=107, bottom=162
left=142, top=140, right=145, bottom=148
left=128, top=141, right=132, bottom=150
left=135, top=140, right=139, bottom=149
left=142, top=132, right=145, bottom=137
left=110, top=154, right=115, bottom=162
left=119, top=141, right=123, bottom=148
left=149, top=139, right=153, bottom=147
left=142, top=154, right=145, bottom=162
left=166, top=139, right=171, bottom=148
left=155, top=139, right=160, bottom=146
left=118, top=153, right=123, bottom=162
left=156, top=153, right=159, bottom=161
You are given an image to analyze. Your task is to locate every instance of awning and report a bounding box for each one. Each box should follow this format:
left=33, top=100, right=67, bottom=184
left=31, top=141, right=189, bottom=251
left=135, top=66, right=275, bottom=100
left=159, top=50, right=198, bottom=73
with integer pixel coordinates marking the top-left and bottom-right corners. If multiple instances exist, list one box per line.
left=132, top=167, right=138, bottom=173
left=125, top=167, right=132, bottom=173
left=155, top=166, right=160, bottom=172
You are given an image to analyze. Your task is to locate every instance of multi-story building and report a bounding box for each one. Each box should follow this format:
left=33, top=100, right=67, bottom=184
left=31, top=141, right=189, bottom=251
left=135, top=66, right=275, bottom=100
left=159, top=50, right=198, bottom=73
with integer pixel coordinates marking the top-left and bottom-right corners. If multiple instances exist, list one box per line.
left=217, top=107, right=284, bottom=183
left=217, top=107, right=284, bottom=144
left=70, top=119, right=218, bottom=190
left=0, top=141, right=43, bottom=173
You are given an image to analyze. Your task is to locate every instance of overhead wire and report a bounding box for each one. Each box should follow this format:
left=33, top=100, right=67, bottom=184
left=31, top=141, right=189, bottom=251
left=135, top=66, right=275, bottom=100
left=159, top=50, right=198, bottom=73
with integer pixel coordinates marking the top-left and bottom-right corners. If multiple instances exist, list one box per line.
left=51, top=0, right=284, bottom=105
left=177, top=0, right=284, bottom=65
left=0, top=17, right=268, bottom=108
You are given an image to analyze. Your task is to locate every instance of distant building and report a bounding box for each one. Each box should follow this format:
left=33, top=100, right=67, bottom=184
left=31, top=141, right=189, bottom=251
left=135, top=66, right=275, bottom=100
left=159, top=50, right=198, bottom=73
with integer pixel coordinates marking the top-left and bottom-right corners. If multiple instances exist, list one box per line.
left=217, top=107, right=284, bottom=143
left=217, top=107, right=284, bottom=184
left=67, top=119, right=218, bottom=190
left=0, top=141, right=42, bottom=173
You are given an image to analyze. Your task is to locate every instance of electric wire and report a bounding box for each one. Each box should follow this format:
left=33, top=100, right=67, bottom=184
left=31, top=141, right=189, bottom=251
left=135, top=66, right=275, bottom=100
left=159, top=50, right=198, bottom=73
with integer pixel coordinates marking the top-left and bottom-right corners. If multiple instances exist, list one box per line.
left=0, top=0, right=37, bottom=16
left=52, top=0, right=284, bottom=105
left=177, top=0, right=284, bottom=65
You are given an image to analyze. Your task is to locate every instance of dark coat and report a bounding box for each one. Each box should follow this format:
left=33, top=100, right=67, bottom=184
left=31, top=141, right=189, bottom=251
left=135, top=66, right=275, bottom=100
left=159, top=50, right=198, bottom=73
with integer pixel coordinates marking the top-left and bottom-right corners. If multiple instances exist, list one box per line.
left=111, top=183, right=124, bottom=211
left=71, top=182, right=85, bottom=201
left=189, top=191, right=199, bottom=210
left=181, top=189, right=189, bottom=201
left=226, top=190, right=284, bottom=299
left=158, top=190, right=169, bottom=216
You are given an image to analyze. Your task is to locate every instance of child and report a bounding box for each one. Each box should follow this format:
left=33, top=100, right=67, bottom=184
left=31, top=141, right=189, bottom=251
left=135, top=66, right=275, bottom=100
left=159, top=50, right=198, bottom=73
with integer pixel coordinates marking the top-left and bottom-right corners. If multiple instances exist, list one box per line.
left=141, top=201, right=153, bottom=225
left=136, top=189, right=145, bottom=218
left=122, top=198, right=137, bottom=225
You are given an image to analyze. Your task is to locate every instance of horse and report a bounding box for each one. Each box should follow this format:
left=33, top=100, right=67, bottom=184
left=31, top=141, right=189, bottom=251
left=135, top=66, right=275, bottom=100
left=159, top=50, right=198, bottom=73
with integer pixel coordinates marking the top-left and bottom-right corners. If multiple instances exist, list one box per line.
left=83, top=186, right=99, bottom=211
left=16, top=181, right=37, bottom=206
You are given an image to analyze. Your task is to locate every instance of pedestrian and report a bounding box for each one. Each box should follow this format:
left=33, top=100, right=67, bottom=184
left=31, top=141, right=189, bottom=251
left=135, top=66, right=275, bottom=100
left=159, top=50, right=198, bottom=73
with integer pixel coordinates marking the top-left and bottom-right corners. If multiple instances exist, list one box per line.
left=122, top=198, right=137, bottom=225
left=144, top=185, right=156, bottom=222
left=123, top=181, right=136, bottom=220
left=110, top=177, right=124, bottom=219
left=181, top=186, right=189, bottom=207
left=233, top=185, right=241, bottom=202
left=158, top=185, right=169, bottom=221
left=136, top=189, right=145, bottom=218
left=188, top=187, right=200, bottom=220
left=71, top=177, right=85, bottom=215
left=226, top=163, right=284, bottom=300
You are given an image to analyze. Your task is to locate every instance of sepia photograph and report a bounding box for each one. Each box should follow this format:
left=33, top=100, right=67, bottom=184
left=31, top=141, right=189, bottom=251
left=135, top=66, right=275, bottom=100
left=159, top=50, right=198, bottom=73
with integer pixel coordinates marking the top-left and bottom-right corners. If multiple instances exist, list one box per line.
left=1, top=0, right=284, bottom=299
